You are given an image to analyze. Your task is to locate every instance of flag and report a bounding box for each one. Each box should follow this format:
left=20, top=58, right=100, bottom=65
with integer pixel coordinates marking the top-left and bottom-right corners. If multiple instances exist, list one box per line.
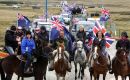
left=101, top=8, right=109, bottom=15
left=93, top=20, right=106, bottom=35
left=63, top=26, right=75, bottom=51
left=17, top=13, right=30, bottom=29
left=51, top=20, right=64, bottom=31
left=50, top=19, right=64, bottom=40
left=92, top=21, right=114, bottom=48
left=105, top=37, right=115, bottom=48
left=0, top=52, right=9, bottom=59
left=50, top=27, right=59, bottom=40
left=100, top=14, right=110, bottom=21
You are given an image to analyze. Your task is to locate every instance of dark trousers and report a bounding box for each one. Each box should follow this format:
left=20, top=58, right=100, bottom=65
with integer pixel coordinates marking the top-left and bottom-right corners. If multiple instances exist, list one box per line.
left=23, top=53, right=32, bottom=71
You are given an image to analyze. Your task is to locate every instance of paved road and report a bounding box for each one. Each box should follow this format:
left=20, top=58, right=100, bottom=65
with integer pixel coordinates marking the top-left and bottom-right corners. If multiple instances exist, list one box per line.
left=2, top=41, right=130, bottom=80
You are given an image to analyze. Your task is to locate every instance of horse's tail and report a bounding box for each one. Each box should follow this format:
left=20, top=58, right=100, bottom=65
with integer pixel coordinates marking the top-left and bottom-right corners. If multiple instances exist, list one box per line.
left=0, top=59, right=5, bottom=80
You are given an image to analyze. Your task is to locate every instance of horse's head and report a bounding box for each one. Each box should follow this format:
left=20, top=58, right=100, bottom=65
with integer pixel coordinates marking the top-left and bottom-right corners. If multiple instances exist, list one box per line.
left=93, top=46, right=102, bottom=60
left=57, top=43, right=65, bottom=58
left=116, top=48, right=127, bottom=61
left=76, top=40, right=83, bottom=52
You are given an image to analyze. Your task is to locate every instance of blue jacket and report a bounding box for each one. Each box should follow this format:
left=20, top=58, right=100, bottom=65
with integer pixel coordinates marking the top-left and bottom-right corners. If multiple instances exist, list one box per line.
left=21, top=37, right=36, bottom=54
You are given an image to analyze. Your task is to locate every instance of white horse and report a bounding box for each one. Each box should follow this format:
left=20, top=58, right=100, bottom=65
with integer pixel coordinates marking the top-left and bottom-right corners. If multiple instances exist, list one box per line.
left=74, top=40, right=87, bottom=80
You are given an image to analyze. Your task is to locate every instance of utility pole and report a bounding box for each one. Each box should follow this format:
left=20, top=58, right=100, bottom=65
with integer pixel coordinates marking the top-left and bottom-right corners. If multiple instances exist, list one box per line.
left=45, top=0, right=48, bottom=22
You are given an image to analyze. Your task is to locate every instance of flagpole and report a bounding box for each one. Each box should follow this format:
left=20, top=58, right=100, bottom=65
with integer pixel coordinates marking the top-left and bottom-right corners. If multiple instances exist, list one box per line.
left=45, top=0, right=48, bottom=22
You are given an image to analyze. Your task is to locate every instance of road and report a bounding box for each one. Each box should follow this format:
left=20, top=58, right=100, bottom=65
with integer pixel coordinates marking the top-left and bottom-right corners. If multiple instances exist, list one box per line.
left=2, top=41, right=130, bottom=80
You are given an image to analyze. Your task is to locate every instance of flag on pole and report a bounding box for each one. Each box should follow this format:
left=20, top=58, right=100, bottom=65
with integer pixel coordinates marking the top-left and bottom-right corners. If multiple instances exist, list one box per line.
left=92, top=21, right=114, bottom=48
left=17, top=13, right=30, bottom=29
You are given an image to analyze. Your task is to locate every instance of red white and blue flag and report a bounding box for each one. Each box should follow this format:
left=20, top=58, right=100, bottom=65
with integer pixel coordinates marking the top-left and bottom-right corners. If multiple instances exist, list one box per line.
left=101, top=8, right=109, bottom=15
left=93, top=20, right=106, bottom=36
left=17, top=13, right=30, bottom=28
left=92, top=21, right=115, bottom=48
left=51, top=20, right=64, bottom=31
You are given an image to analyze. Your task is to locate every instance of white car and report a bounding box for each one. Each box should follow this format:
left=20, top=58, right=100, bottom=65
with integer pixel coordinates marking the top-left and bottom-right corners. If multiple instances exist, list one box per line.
left=31, top=19, right=52, bottom=32
left=12, top=5, right=20, bottom=9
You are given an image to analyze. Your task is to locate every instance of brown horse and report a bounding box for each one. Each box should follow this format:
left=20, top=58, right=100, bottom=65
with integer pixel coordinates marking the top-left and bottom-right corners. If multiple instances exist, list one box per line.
left=89, top=46, right=109, bottom=80
left=1, top=44, right=53, bottom=80
left=112, top=48, right=128, bottom=80
left=54, top=43, right=69, bottom=80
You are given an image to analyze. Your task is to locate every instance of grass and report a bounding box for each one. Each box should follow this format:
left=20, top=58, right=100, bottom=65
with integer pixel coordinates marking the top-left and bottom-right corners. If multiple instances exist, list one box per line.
left=0, top=0, right=130, bottom=45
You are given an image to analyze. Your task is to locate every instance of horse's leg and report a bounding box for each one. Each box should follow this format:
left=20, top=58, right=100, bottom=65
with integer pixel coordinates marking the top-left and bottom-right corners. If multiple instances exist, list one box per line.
left=97, top=74, right=99, bottom=80
left=81, top=66, right=85, bottom=80
left=6, top=74, right=13, bottom=80
left=17, top=76, right=20, bottom=80
left=63, top=77, right=65, bottom=80
left=56, top=74, right=60, bottom=80
left=0, top=68, right=5, bottom=80
left=78, top=65, right=81, bottom=78
left=114, top=74, right=118, bottom=80
left=94, top=75, right=97, bottom=80
left=103, top=73, right=106, bottom=80
left=0, top=60, right=5, bottom=80
left=89, top=67, right=93, bottom=80
left=22, top=77, right=24, bottom=80
left=121, top=76, right=125, bottom=80
left=74, top=62, right=77, bottom=80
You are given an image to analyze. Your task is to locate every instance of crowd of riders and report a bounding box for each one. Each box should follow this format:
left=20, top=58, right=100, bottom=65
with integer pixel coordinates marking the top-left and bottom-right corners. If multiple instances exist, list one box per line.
left=3, top=24, right=130, bottom=73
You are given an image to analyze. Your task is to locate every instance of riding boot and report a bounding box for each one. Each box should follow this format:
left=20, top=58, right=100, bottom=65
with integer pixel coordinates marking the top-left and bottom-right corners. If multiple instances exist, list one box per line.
left=48, top=60, right=54, bottom=71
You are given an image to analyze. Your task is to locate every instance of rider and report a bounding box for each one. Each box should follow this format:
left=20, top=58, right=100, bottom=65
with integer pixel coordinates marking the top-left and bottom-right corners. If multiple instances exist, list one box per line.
left=15, top=26, right=24, bottom=55
left=75, top=25, right=90, bottom=53
left=37, top=26, right=49, bottom=47
left=116, top=31, right=130, bottom=52
left=5, top=25, right=18, bottom=55
left=89, top=31, right=110, bottom=70
left=116, top=31, right=130, bottom=64
left=21, top=30, right=36, bottom=73
left=49, top=30, right=71, bottom=72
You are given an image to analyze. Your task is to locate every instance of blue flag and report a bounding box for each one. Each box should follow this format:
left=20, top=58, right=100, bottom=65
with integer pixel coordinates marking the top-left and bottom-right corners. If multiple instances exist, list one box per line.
left=50, top=27, right=59, bottom=40
left=63, top=26, right=75, bottom=51
left=18, top=15, right=30, bottom=29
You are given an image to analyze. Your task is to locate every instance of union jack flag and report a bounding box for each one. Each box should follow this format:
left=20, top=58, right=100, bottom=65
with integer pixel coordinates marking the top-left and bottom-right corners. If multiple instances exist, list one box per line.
left=51, top=20, right=64, bottom=31
left=101, top=8, right=109, bottom=15
left=93, top=20, right=106, bottom=36
left=92, top=21, right=115, bottom=48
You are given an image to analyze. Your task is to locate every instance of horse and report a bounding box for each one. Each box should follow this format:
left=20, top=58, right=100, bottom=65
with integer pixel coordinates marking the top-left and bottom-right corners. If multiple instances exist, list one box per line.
left=89, top=46, right=109, bottom=80
left=1, top=34, right=53, bottom=80
left=74, top=40, right=88, bottom=80
left=112, top=48, right=128, bottom=80
left=54, top=43, right=69, bottom=80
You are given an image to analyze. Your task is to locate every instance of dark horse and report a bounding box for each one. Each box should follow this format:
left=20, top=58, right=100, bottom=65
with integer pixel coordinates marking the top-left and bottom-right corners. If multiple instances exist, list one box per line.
left=112, top=48, right=128, bottom=80
left=1, top=34, right=53, bottom=80
left=89, top=46, right=110, bottom=80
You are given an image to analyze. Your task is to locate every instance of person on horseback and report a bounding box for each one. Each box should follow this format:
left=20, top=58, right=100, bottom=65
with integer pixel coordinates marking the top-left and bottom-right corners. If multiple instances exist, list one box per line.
left=5, top=25, right=18, bottom=55
left=15, top=26, right=24, bottom=55
left=48, top=30, right=71, bottom=72
left=116, top=31, right=130, bottom=52
left=21, top=30, right=36, bottom=73
left=116, top=31, right=130, bottom=64
left=89, top=31, right=111, bottom=70
left=75, top=25, right=90, bottom=53
left=37, top=26, right=49, bottom=47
